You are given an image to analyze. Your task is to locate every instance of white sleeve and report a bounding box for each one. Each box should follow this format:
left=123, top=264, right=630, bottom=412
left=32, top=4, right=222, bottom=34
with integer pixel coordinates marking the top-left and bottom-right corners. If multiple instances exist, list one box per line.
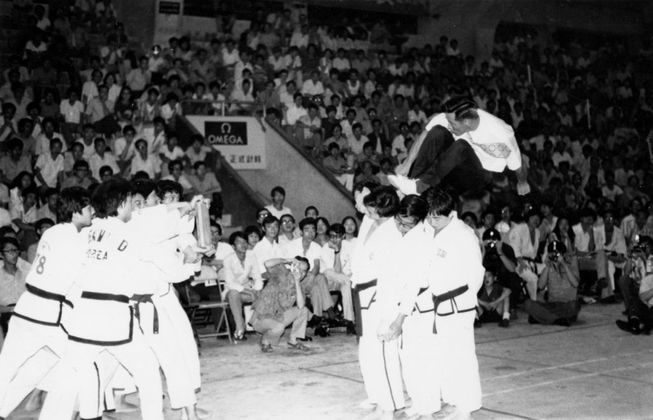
left=224, top=254, right=245, bottom=293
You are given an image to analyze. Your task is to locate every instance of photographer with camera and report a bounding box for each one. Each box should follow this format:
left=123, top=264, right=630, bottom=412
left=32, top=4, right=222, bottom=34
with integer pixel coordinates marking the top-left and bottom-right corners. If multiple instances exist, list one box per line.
left=524, top=240, right=581, bottom=326
left=615, top=235, right=653, bottom=335
left=481, top=228, right=522, bottom=310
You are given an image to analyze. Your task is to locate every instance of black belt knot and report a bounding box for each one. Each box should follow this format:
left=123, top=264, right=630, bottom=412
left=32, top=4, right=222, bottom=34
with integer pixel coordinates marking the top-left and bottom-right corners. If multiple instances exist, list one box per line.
left=131, top=294, right=159, bottom=334
left=431, top=285, right=469, bottom=333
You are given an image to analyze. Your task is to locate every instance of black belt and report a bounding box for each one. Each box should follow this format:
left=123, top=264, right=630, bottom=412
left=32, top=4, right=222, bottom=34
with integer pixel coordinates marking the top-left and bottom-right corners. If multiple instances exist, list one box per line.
left=353, top=279, right=377, bottom=337
left=431, top=285, right=469, bottom=333
left=26, top=283, right=73, bottom=307
left=131, top=294, right=159, bottom=334
left=81, top=291, right=130, bottom=304
left=411, top=287, right=434, bottom=314
left=13, top=284, right=72, bottom=327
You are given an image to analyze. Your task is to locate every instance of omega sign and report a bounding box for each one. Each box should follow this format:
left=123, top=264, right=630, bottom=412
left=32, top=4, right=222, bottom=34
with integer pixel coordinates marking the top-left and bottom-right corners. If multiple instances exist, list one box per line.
left=205, top=121, right=248, bottom=145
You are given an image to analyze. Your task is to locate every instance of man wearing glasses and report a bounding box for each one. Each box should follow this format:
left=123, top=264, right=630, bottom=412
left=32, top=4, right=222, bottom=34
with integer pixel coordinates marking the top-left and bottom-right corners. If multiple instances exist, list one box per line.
left=0, top=237, right=30, bottom=335
left=389, top=96, right=521, bottom=196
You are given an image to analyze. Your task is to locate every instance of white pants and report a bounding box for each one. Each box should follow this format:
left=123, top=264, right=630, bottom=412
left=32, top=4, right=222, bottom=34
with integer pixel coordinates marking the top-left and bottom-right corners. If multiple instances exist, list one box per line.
left=0, top=317, right=65, bottom=417
left=358, top=307, right=404, bottom=412
left=400, top=311, right=441, bottom=415
left=323, top=270, right=354, bottom=322
left=156, top=291, right=201, bottom=391
left=39, top=328, right=164, bottom=420
left=436, top=311, right=482, bottom=412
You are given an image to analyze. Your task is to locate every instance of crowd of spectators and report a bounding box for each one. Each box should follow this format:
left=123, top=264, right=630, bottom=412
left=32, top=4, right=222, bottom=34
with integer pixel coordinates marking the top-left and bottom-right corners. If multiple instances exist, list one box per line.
left=1, top=0, right=653, bottom=344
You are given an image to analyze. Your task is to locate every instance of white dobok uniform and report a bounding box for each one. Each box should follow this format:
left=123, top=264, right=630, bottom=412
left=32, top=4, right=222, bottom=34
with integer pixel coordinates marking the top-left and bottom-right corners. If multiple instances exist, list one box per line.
left=0, top=223, right=84, bottom=418
left=39, top=217, right=164, bottom=420
left=427, top=214, right=484, bottom=413
left=397, top=222, right=442, bottom=416
left=352, top=217, right=405, bottom=412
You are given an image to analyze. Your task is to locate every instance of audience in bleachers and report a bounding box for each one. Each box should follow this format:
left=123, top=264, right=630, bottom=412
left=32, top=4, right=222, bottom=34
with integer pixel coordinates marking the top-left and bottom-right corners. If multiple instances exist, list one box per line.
left=2, top=0, right=653, bottom=347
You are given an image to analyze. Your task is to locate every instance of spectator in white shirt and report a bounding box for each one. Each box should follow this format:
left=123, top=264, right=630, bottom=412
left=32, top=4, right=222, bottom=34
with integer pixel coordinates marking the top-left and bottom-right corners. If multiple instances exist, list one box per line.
left=158, top=133, right=185, bottom=176
left=572, top=208, right=611, bottom=301
left=88, top=137, right=119, bottom=180
left=162, top=159, right=193, bottom=195
left=601, top=172, right=624, bottom=203
left=34, top=137, right=64, bottom=188
left=316, top=223, right=355, bottom=329
left=59, top=88, right=84, bottom=140
left=509, top=210, right=543, bottom=300
left=282, top=218, right=335, bottom=321
left=284, top=92, right=307, bottom=127
left=224, top=231, right=262, bottom=341
left=265, top=186, right=293, bottom=219
left=252, top=216, right=284, bottom=277
left=81, top=69, right=102, bottom=105
left=113, top=124, right=137, bottom=166
left=301, top=70, right=325, bottom=96
left=185, top=134, right=212, bottom=165
left=36, top=188, right=59, bottom=222
left=130, top=139, right=160, bottom=179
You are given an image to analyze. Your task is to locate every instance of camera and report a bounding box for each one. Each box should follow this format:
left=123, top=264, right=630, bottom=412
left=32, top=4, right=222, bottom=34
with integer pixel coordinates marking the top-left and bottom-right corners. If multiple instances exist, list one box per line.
left=548, top=252, right=562, bottom=262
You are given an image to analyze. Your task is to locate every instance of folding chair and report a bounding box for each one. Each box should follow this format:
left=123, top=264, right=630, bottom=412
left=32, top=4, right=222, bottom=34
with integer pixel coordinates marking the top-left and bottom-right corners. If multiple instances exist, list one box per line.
left=182, top=280, right=233, bottom=347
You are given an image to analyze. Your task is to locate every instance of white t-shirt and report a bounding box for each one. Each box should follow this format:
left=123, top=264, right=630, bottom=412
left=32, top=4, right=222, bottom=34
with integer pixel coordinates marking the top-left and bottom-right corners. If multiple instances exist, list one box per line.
left=265, top=204, right=293, bottom=219
left=35, top=153, right=64, bottom=187
left=60, top=100, right=85, bottom=124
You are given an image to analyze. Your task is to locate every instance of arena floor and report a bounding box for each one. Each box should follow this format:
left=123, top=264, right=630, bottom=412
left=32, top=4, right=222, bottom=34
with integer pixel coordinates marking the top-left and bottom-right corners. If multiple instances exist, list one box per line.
left=8, top=303, right=652, bottom=420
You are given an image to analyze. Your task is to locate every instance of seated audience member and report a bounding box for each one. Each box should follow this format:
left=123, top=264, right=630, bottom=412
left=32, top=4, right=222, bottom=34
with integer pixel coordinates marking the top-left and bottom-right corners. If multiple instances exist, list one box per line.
left=223, top=231, right=262, bottom=341
left=0, top=237, right=31, bottom=334
left=524, top=241, right=581, bottom=326
left=252, top=216, right=284, bottom=277
left=509, top=210, right=543, bottom=300
left=314, top=217, right=330, bottom=247
left=278, top=213, right=300, bottom=246
left=99, top=165, right=115, bottom=182
left=245, top=225, right=263, bottom=250
left=130, top=139, right=160, bottom=179
left=88, top=137, right=119, bottom=180
left=601, top=209, right=627, bottom=301
left=573, top=207, right=611, bottom=301
left=163, top=159, right=193, bottom=196
left=34, top=137, right=64, bottom=189
left=158, top=132, right=185, bottom=176
left=113, top=125, right=137, bottom=167
left=317, top=223, right=355, bottom=333
left=10, top=186, right=38, bottom=228
left=26, top=217, right=54, bottom=262
left=265, top=186, right=293, bottom=219
left=188, top=161, right=221, bottom=197
left=283, top=218, right=335, bottom=325
left=185, top=134, right=213, bottom=165
left=482, top=228, right=522, bottom=309
left=251, top=257, right=310, bottom=352
left=323, top=143, right=354, bottom=191
left=63, top=142, right=86, bottom=175
left=37, top=187, right=58, bottom=221
left=476, top=268, right=511, bottom=327
left=156, top=180, right=183, bottom=204
left=255, top=208, right=271, bottom=227
left=616, top=236, right=653, bottom=335
left=0, top=138, right=31, bottom=184
left=62, top=160, right=97, bottom=189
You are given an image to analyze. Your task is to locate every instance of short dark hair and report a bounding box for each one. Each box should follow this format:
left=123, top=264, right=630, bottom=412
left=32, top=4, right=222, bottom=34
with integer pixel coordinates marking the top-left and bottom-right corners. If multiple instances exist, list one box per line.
left=131, top=179, right=156, bottom=199
left=424, top=187, right=456, bottom=217
left=57, top=187, right=91, bottom=223
left=442, top=96, right=478, bottom=121
left=156, top=180, right=183, bottom=199
left=262, top=215, right=279, bottom=228
left=73, top=160, right=90, bottom=171
left=363, top=186, right=399, bottom=218
left=99, top=165, right=114, bottom=177
left=168, top=159, right=183, bottom=172
left=91, top=179, right=132, bottom=218
left=244, top=225, right=262, bottom=240
left=299, top=217, right=317, bottom=230
left=210, top=221, right=223, bottom=236
left=35, top=217, right=55, bottom=231
left=229, top=231, right=248, bottom=245
left=327, top=223, right=345, bottom=236
left=280, top=213, right=295, bottom=223
left=271, top=186, right=285, bottom=197
left=397, top=195, right=429, bottom=222
left=0, top=237, right=19, bottom=251
left=304, top=205, right=318, bottom=216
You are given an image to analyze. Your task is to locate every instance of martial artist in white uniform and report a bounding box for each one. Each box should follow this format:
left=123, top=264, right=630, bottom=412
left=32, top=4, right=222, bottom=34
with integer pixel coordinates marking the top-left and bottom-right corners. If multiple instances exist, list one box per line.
left=350, top=186, right=403, bottom=419
left=39, top=179, right=164, bottom=420
left=425, top=188, right=484, bottom=418
left=0, top=188, right=92, bottom=418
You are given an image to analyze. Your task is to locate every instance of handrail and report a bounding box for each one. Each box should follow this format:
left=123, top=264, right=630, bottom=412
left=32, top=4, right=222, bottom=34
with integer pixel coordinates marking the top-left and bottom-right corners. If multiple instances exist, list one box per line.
left=263, top=116, right=354, bottom=201
left=176, top=115, right=267, bottom=210
left=180, top=99, right=266, bottom=118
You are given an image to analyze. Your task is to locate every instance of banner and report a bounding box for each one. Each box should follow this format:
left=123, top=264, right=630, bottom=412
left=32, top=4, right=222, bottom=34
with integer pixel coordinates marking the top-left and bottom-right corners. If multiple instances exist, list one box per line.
left=186, top=116, right=267, bottom=169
